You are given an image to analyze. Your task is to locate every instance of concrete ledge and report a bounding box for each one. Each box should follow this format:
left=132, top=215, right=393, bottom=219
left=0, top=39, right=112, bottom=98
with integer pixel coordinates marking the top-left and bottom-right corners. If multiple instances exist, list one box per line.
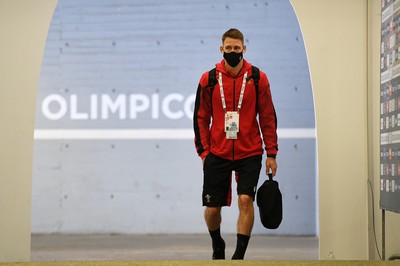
left=1, top=260, right=398, bottom=266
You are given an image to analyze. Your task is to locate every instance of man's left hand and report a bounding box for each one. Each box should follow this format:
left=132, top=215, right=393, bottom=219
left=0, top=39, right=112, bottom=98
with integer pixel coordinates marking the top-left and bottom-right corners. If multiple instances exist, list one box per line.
left=266, top=157, right=277, bottom=177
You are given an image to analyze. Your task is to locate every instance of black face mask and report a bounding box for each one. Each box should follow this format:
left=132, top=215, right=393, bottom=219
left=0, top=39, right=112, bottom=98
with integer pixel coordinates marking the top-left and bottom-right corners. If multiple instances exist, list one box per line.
left=223, top=51, right=243, bottom=67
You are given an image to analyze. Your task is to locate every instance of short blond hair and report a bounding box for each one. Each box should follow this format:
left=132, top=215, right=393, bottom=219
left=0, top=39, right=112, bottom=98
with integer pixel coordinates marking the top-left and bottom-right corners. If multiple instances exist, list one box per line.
left=222, top=28, right=244, bottom=44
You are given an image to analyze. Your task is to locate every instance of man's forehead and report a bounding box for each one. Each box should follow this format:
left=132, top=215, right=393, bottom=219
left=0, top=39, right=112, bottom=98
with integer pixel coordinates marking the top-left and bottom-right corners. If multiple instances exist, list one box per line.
left=223, top=37, right=243, bottom=46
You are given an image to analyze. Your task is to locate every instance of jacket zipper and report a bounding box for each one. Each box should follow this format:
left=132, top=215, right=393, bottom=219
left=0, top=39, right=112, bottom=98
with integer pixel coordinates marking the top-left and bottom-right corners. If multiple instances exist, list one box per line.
left=232, top=78, right=236, bottom=161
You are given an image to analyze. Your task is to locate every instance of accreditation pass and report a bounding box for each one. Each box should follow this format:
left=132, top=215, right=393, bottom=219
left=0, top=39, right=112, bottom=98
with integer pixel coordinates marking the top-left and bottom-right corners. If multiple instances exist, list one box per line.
left=225, top=111, right=239, bottom=139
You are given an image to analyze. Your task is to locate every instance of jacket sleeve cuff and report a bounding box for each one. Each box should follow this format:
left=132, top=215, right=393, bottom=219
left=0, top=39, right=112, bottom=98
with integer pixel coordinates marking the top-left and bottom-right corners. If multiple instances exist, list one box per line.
left=200, top=151, right=210, bottom=159
left=266, top=148, right=277, bottom=158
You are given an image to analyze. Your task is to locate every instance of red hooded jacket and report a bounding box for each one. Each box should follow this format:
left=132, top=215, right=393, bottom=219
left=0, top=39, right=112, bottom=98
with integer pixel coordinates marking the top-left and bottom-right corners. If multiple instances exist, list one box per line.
left=193, top=59, right=278, bottom=160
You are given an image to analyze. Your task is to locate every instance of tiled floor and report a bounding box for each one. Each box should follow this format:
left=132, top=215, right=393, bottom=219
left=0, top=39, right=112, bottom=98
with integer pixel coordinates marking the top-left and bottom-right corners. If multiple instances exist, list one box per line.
left=31, top=234, right=319, bottom=261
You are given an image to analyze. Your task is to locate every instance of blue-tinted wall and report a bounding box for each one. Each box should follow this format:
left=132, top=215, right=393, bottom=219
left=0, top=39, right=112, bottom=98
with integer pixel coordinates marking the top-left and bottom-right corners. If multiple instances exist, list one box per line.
left=32, top=0, right=316, bottom=235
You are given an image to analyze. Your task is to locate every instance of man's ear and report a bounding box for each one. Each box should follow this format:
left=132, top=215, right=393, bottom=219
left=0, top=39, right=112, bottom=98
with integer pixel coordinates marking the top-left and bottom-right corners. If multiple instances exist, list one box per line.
left=220, top=45, right=224, bottom=54
left=243, top=45, right=247, bottom=54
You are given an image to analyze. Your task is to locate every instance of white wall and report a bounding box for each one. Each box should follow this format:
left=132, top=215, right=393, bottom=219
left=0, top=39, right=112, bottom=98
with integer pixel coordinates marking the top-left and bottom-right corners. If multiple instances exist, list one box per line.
left=0, top=0, right=57, bottom=262
left=291, top=0, right=369, bottom=260
left=291, top=0, right=400, bottom=260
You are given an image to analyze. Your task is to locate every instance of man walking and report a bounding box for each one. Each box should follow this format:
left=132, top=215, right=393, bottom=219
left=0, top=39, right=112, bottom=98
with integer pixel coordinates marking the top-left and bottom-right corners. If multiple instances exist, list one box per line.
left=193, top=28, right=278, bottom=260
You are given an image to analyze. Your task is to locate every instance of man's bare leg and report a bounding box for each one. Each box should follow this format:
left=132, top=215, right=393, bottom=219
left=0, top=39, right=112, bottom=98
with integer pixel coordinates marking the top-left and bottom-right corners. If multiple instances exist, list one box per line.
left=237, top=194, right=254, bottom=235
left=232, top=194, right=254, bottom=260
left=204, top=207, right=225, bottom=260
left=204, top=207, right=221, bottom=231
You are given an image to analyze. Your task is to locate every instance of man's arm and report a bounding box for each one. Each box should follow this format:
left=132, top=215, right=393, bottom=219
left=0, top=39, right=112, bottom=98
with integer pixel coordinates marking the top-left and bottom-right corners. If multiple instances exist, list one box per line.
left=193, top=73, right=212, bottom=159
left=257, top=72, right=278, bottom=176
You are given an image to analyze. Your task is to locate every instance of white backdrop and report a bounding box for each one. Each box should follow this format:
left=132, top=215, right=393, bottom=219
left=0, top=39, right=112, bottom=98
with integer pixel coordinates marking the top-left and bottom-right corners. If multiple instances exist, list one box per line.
left=32, top=0, right=316, bottom=235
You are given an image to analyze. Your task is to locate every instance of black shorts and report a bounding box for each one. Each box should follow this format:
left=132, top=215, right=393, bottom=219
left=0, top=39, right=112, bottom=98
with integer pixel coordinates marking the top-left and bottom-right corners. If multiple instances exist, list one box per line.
left=202, top=153, right=262, bottom=207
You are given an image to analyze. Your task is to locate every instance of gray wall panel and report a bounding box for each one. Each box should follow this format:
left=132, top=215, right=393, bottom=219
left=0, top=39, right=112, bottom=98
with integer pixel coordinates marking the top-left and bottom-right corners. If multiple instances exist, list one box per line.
left=32, top=0, right=316, bottom=235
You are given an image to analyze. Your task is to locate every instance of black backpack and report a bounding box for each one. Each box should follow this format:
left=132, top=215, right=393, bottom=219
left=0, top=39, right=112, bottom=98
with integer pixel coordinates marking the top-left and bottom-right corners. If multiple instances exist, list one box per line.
left=207, top=66, right=260, bottom=107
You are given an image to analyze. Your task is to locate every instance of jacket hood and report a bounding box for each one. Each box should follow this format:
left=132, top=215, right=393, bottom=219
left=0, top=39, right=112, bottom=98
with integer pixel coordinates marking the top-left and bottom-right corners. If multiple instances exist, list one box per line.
left=216, top=58, right=252, bottom=77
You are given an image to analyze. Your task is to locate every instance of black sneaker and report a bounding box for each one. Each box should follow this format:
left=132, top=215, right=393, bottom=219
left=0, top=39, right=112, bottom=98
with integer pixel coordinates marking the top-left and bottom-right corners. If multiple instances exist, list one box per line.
left=212, top=239, right=226, bottom=260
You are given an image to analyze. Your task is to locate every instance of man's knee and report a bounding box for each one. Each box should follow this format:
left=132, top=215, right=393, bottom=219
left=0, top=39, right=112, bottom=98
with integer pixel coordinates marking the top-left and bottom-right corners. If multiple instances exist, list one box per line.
left=205, top=207, right=221, bottom=218
left=238, top=194, right=254, bottom=210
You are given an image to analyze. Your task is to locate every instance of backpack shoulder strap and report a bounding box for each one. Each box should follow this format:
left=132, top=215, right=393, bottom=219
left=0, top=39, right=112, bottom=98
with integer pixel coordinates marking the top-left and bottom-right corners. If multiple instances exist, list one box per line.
left=251, top=66, right=260, bottom=110
left=204, top=68, right=217, bottom=107
left=251, top=65, right=260, bottom=91
left=208, top=67, right=217, bottom=92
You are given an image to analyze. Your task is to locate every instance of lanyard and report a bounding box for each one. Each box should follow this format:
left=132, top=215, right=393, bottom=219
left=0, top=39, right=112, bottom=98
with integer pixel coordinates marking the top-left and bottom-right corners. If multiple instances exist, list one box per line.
left=218, top=71, right=248, bottom=112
